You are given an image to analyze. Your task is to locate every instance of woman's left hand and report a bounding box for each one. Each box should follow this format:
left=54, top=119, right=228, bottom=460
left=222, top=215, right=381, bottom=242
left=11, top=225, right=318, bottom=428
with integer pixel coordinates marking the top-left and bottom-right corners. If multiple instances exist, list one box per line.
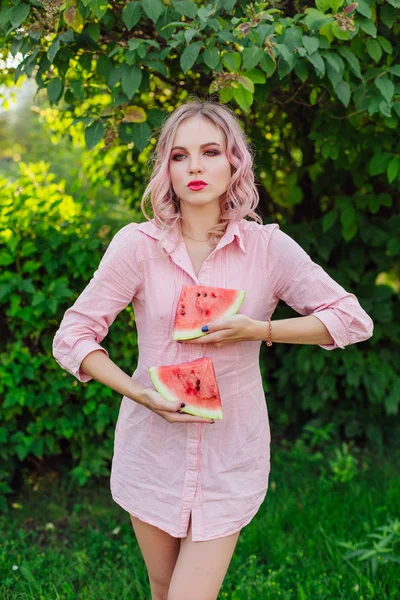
left=178, top=314, right=256, bottom=347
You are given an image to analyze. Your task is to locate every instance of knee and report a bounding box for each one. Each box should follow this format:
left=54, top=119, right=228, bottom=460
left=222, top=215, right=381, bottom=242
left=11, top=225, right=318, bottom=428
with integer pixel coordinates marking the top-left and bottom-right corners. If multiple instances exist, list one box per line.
left=149, top=577, right=171, bottom=600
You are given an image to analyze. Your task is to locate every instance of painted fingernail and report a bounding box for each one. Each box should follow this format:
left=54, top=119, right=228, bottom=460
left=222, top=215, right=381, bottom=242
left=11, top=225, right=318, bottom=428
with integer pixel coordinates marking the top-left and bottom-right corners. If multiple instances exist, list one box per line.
left=201, top=325, right=209, bottom=332
left=181, top=403, right=186, bottom=408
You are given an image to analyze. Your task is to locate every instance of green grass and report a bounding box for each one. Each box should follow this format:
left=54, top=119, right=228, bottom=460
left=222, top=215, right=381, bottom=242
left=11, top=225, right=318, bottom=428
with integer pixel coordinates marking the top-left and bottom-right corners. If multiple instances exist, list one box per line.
left=1, top=441, right=400, bottom=600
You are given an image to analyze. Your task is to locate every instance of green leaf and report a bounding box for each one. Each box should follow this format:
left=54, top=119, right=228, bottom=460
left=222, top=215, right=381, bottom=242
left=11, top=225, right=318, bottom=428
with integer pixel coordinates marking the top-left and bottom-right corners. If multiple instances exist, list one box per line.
left=89, top=0, right=108, bottom=19
left=368, top=153, right=390, bottom=176
left=334, top=81, right=351, bottom=106
left=321, top=51, right=344, bottom=75
left=87, top=22, right=100, bottom=42
left=181, top=43, right=202, bottom=73
left=119, top=122, right=151, bottom=150
left=84, top=121, right=104, bottom=149
left=11, top=2, right=30, bottom=27
left=222, top=51, right=241, bottom=72
left=232, top=86, right=253, bottom=112
left=342, top=221, right=358, bottom=241
left=337, top=47, right=362, bottom=79
left=307, top=51, right=325, bottom=77
left=331, top=23, right=350, bottom=40
left=377, top=36, right=392, bottom=55
left=389, top=65, right=400, bottom=77
left=379, top=100, right=391, bottom=118
left=242, top=46, right=263, bottom=70
left=107, top=65, right=122, bottom=88
left=329, top=0, right=344, bottom=10
left=322, top=210, right=337, bottom=232
left=237, top=76, right=254, bottom=93
left=96, top=55, right=112, bottom=80
left=388, top=0, right=400, bottom=6
left=385, top=380, right=400, bottom=416
left=243, top=68, right=266, bottom=84
left=122, top=2, right=141, bottom=30
left=260, top=53, right=276, bottom=77
left=302, top=35, right=319, bottom=55
left=366, top=39, right=382, bottom=62
left=47, top=78, right=63, bottom=103
left=0, top=7, right=12, bottom=27
left=375, top=75, right=395, bottom=104
left=294, top=60, right=308, bottom=82
left=380, top=4, right=398, bottom=28
left=341, top=205, right=356, bottom=228
left=316, top=0, right=330, bottom=12
left=141, top=0, right=163, bottom=23
left=47, top=39, right=60, bottom=64
left=303, top=8, right=333, bottom=31
left=174, top=1, right=197, bottom=19
left=203, top=47, right=219, bottom=69
left=275, top=44, right=294, bottom=68
left=121, top=65, right=142, bottom=99
left=70, top=79, right=84, bottom=99
left=387, top=157, right=400, bottom=183
left=356, top=0, right=372, bottom=18
left=357, top=16, right=377, bottom=37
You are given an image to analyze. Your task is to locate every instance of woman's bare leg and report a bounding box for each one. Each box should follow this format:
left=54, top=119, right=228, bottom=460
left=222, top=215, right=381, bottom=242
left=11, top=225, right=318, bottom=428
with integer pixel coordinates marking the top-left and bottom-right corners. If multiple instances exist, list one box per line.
left=130, top=514, right=181, bottom=600
left=167, top=517, right=241, bottom=600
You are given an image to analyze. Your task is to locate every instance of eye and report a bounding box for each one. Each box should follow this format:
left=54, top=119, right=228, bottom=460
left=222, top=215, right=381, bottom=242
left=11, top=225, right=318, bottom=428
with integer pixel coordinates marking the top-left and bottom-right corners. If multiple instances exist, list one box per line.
left=171, top=150, right=220, bottom=161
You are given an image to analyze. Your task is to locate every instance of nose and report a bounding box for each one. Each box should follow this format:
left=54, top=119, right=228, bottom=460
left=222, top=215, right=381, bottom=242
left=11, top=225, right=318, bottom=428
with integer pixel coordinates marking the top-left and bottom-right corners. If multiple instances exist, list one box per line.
left=188, top=154, right=204, bottom=174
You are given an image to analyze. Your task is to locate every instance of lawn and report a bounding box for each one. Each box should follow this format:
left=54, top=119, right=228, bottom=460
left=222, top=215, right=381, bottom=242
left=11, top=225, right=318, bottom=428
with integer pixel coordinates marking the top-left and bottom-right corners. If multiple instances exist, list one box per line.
left=2, top=436, right=399, bottom=599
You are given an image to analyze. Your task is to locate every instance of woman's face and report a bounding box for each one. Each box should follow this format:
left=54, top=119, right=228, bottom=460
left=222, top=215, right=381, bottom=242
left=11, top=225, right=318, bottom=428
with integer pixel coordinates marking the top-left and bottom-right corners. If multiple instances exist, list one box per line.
left=169, top=115, right=232, bottom=209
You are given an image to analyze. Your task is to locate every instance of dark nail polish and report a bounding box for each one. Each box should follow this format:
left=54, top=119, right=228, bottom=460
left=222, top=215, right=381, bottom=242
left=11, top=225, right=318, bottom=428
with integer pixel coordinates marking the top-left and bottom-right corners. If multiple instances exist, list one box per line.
left=181, top=403, right=186, bottom=408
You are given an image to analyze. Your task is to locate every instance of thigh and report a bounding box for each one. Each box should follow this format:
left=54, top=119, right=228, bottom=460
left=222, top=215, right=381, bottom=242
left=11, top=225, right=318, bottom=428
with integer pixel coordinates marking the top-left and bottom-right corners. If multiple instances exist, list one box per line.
left=130, top=514, right=181, bottom=594
left=167, top=518, right=241, bottom=600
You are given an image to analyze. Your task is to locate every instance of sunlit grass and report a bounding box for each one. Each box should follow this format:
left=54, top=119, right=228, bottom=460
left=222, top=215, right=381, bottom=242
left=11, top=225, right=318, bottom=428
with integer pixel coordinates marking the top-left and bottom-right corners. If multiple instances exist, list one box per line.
left=1, top=442, right=399, bottom=599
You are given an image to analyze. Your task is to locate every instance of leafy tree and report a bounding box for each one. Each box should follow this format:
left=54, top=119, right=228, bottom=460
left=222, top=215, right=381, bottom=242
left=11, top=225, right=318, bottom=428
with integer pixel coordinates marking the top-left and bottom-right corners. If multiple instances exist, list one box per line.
left=0, top=0, right=399, bottom=495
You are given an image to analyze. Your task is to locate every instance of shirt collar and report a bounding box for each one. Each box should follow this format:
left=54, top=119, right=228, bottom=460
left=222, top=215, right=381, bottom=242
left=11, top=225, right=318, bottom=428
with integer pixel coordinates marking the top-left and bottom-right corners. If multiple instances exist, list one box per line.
left=137, top=218, right=246, bottom=254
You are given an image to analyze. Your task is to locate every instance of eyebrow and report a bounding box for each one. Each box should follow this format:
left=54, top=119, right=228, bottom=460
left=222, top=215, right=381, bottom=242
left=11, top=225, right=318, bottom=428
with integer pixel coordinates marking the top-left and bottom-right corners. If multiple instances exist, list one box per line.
left=171, top=142, right=221, bottom=152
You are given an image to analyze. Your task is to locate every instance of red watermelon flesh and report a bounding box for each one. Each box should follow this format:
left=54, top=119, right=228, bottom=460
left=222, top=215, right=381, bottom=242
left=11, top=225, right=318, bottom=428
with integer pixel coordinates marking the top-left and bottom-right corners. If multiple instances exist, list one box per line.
left=149, top=357, right=223, bottom=419
left=173, top=285, right=246, bottom=341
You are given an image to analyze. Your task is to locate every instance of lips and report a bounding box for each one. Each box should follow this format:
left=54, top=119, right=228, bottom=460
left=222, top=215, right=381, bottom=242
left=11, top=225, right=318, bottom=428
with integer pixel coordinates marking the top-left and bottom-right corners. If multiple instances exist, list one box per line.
left=188, top=182, right=208, bottom=190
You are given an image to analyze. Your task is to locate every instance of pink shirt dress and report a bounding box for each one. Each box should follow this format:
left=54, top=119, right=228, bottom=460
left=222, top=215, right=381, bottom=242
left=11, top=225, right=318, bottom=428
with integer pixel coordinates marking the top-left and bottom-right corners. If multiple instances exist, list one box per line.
left=52, top=218, right=374, bottom=541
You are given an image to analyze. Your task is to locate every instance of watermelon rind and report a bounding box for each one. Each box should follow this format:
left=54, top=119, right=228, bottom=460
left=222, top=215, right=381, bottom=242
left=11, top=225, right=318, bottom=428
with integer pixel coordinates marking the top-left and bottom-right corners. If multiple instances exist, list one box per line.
left=172, top=289, right=246, bottom=341
left=148, top=366, right=223, bottom=420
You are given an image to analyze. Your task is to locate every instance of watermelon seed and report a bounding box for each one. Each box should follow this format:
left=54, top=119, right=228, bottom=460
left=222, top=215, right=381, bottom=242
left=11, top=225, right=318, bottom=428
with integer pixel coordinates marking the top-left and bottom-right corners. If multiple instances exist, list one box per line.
left=203, top=293, right=207, bottom=297
left=196, top=379, right=201, bottom=385
left=181, top=311, right=186, bottom=316
left=197, top=292, right=201, bottom=297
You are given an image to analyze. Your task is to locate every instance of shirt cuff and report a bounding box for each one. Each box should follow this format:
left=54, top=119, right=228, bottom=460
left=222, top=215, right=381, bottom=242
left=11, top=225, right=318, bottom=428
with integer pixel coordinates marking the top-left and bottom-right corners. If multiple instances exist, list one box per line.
left=67, top=340, right=109, bottom=383
left=311, top=310, right=349, bottom=350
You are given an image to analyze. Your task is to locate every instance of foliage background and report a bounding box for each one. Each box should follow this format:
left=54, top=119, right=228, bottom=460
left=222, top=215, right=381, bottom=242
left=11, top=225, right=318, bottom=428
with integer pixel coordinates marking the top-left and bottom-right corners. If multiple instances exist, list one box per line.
left=0, top=0, right=399, bottom=499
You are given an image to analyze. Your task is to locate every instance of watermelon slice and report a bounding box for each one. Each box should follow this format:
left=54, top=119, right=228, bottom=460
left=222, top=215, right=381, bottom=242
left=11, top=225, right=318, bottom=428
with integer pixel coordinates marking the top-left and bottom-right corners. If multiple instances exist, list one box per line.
left=149, top=357, right=223, bottom=419
left=172, top=285, right=246, bottom=341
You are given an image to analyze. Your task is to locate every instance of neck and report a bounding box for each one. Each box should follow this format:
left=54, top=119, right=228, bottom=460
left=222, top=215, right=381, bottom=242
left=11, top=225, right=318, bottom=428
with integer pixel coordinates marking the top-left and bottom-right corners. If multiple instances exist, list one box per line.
left=179, top=208, right=221, bottom=241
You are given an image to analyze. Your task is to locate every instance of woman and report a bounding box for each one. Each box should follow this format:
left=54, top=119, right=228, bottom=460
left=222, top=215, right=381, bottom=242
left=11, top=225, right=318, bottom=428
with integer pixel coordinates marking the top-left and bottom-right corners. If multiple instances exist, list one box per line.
left=52, top=98, right=374, bottom=600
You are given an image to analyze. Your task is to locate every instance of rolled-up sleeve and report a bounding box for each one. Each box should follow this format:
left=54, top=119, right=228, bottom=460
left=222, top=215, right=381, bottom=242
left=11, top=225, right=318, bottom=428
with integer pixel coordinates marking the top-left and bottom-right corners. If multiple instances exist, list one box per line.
left=52, top=222, right=143, bottom=382
left=266, top=225, right=374, bottom=350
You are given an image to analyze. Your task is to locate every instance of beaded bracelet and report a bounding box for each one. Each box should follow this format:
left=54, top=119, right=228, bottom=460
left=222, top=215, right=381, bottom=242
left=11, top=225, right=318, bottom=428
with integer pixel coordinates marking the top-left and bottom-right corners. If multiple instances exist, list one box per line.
left=266, top=318, right=273, bottom=347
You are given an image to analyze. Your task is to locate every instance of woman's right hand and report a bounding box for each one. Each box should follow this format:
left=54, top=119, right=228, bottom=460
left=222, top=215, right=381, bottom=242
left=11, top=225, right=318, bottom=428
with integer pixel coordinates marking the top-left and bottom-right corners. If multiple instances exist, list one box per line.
left=138, top=388, right=215, bottom=424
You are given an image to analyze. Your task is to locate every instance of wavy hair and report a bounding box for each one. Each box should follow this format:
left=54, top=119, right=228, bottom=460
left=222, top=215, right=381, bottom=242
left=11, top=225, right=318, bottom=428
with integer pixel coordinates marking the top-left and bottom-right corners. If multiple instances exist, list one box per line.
left=140, top=95, right=263, bottom=255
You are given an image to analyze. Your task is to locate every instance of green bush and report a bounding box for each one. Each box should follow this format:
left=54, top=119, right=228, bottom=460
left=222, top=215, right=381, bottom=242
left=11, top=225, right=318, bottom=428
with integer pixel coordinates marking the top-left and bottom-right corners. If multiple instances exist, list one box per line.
left=0, top=161, right=142, bottom=501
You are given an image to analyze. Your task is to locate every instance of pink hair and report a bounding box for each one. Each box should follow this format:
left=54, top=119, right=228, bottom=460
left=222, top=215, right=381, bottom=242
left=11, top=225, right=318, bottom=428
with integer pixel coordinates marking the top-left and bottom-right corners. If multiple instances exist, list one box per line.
left=140, top=95, right=263, bottom=255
